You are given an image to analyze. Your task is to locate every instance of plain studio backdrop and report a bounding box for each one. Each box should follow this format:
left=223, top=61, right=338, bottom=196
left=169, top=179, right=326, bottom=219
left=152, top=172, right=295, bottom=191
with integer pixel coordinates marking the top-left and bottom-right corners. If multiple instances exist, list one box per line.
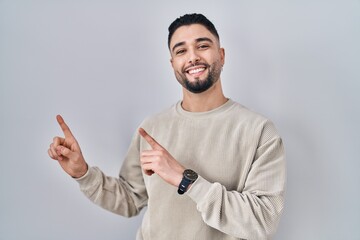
left=1, top=1, right=359, bottom=239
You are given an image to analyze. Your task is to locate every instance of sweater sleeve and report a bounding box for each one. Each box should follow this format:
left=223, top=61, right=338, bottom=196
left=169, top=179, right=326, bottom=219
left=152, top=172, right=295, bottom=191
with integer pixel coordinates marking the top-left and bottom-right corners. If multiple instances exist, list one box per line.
left=186, top=121, right=286, bottom=240
left=75, top=131, right=148, bottom=217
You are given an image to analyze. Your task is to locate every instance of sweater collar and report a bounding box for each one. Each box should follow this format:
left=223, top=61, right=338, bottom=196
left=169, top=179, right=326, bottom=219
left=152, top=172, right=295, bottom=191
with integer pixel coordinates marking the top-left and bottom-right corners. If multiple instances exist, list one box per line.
left=175, top=98, right=235, bottom=118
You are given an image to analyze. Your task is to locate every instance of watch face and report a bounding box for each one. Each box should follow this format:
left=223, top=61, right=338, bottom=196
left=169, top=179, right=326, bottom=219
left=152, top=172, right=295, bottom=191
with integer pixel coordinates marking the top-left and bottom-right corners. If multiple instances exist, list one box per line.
left=184, top=169, right=198, bottom=181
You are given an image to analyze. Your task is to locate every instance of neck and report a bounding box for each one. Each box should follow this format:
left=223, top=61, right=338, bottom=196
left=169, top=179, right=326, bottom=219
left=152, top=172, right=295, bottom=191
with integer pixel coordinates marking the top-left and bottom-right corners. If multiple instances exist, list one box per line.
left=181, top=80, right=228, bottom=112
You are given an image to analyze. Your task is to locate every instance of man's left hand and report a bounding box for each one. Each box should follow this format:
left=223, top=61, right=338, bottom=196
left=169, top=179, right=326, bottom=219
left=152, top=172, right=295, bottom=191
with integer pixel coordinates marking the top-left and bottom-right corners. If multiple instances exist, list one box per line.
left=139, top=128, right=185, bottom=187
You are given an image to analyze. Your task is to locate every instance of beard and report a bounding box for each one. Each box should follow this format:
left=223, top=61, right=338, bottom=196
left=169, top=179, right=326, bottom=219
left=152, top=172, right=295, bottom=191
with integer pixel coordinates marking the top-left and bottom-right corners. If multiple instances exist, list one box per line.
left=174, top=60, right=222, bottom=94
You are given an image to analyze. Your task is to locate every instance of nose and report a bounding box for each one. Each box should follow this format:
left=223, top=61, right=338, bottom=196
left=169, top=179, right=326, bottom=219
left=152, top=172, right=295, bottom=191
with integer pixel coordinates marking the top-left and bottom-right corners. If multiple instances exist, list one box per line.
left=188, top=50, right=200, bottom=64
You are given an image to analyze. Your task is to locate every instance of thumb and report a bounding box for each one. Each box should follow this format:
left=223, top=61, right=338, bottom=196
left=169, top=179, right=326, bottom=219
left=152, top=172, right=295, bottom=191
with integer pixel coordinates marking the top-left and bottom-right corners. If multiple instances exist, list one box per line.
left=56, top=145, right=75, bottom=159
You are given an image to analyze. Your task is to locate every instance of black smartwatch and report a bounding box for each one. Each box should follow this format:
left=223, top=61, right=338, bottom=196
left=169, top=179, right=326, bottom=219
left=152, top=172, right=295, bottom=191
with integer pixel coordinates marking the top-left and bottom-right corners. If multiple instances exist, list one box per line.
left=177, top=169, right=198, bottom=195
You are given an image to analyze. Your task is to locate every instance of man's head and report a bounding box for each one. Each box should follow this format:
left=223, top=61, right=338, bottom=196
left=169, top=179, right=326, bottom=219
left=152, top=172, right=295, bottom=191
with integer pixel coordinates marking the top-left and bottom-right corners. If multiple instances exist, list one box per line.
left=168, top=14, right=224, bottom=94
left=168, top=13, right=220, bottom=50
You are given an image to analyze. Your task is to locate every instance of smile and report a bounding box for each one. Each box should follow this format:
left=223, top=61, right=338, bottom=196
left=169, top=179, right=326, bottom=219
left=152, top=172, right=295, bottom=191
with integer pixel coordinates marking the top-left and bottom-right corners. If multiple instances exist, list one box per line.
left=184, top=63, right=208, bottom=76
left=187, top=67, right=205, bottom=75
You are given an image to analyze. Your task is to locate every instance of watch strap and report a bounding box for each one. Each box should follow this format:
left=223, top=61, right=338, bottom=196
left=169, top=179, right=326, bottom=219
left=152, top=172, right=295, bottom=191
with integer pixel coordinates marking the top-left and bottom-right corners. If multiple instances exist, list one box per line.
left=177, top=177, right=192, bottom=195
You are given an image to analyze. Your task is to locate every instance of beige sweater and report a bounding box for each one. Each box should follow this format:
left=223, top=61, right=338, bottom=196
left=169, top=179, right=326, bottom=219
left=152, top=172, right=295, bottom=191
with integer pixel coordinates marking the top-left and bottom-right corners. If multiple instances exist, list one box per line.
left=76, top=99, right=286, bottom=240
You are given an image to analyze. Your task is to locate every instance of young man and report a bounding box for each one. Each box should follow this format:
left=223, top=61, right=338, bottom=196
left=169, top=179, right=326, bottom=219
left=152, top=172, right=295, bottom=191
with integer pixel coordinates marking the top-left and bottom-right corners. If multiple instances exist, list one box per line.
left=48, top=13, right=286, bottom=240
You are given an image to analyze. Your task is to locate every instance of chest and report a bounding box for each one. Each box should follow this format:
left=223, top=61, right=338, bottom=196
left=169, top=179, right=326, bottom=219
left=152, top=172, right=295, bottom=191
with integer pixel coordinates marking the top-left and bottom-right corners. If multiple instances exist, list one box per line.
left=146, top=119, right=258, bottom=191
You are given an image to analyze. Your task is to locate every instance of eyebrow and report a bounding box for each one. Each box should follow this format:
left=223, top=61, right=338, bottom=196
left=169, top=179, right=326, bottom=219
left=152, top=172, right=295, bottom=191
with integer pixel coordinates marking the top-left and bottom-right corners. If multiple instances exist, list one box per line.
left=171, top=37, right=214, bottom=53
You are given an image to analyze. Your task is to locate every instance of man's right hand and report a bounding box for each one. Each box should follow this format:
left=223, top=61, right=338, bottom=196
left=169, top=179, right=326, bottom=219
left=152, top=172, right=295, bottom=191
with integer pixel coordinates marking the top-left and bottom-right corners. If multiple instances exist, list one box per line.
left=48, top=115, right=88, bottom=178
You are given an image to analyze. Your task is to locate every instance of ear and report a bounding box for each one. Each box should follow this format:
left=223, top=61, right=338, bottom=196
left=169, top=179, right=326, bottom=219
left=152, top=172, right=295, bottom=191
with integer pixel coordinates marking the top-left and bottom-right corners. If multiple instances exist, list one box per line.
left=170, top=57, right=174, bottom=68
left=220, top=47, right=225, bottom=66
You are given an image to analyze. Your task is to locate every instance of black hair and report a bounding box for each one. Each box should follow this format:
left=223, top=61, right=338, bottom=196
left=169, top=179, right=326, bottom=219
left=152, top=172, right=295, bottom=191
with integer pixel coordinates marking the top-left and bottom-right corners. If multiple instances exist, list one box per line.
left=168, top=13, right=219, bottom=49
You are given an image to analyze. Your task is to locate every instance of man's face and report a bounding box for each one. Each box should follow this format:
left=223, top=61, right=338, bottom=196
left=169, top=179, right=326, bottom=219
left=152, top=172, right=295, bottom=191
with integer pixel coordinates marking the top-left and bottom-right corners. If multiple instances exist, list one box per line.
left=169, top=24, right=225, bottom=94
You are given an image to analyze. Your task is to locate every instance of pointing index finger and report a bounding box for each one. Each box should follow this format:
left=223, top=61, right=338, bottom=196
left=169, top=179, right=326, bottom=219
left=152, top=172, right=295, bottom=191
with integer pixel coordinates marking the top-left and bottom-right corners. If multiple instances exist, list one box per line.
left=139, top=128, right=163, bottom=150
left=56, top=115, right=74, bottom=138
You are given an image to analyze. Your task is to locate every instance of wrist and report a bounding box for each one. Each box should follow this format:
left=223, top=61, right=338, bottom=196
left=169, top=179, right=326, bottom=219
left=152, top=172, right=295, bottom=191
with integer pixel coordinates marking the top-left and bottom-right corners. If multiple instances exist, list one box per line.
left=72, top=163, right=88, bottom=178
left=170, top=170, right=184, bottom=187
left=171, top=166, right=185, bottom=187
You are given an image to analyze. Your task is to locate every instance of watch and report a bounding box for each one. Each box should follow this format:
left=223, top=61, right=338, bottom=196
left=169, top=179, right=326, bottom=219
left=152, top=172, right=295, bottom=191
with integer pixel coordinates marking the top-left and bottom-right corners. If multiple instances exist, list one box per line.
left=177, top=169, right=198, bottom=195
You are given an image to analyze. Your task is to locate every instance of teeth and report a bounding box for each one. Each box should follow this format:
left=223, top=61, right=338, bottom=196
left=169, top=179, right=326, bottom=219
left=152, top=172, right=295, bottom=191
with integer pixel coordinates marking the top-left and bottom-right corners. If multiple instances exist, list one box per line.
left=189, top=68, right=205, bottom=74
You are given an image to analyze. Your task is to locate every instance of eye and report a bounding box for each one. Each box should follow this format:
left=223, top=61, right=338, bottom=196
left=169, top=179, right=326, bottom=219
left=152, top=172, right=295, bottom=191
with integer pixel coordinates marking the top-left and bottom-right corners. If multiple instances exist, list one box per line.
left=198, top=44, right=209, bottom=50
left=176, top=49, right=186, bottom=55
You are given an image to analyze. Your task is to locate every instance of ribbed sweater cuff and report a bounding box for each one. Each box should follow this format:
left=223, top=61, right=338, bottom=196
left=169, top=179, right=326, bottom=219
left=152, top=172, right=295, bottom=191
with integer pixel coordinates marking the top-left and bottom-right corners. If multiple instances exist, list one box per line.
left=75, top=166, right=99, bottom=188
left=186, top=175, right=213, bottom=204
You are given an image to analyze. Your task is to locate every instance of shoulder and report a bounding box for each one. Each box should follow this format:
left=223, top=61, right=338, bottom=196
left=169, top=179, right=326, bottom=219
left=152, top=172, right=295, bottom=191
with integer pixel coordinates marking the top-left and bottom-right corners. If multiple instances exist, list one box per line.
left=226, top=101, right=280, bottom=140
left=225, top=101, right=270, bottom=126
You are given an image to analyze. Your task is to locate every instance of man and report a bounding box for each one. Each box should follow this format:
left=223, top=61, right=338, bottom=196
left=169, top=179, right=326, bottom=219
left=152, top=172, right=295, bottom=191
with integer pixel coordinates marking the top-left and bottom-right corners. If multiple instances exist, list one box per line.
left=48, top=13, right=286, bottom=240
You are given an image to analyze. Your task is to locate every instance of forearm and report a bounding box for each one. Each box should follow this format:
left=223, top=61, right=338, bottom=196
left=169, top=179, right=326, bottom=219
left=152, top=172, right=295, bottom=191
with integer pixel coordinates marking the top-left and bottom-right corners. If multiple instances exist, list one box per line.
left=76, top=166, right=147, bottom=217
left=187, top=176, right=284, bottom=239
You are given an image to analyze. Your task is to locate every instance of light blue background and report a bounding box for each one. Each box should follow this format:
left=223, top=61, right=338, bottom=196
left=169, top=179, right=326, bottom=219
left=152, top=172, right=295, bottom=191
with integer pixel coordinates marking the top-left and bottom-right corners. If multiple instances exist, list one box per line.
left=1, top=1, right=359, bottom=239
